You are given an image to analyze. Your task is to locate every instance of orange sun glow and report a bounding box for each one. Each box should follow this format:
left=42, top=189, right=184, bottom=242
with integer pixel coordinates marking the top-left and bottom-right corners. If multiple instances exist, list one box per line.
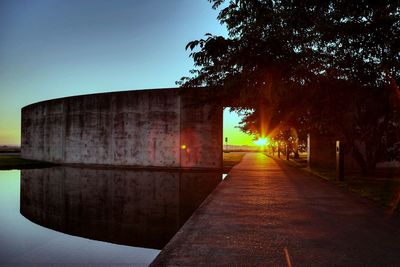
left=253, top=137, right=270, bottom=147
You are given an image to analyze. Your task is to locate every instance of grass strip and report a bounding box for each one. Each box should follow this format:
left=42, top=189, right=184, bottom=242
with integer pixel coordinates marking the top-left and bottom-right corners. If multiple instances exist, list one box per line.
left=223, top=152, right=246, bottom=171
left=278, top=156, right=400, bottom=213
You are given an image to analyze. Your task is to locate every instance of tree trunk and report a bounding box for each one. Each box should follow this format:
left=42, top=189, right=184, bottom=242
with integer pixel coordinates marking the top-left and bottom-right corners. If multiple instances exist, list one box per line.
left=351, top=142, right=378, bottom=176
left=351, top=145, right=369, bottom=176
left=290, top=127, right=300, bottom=159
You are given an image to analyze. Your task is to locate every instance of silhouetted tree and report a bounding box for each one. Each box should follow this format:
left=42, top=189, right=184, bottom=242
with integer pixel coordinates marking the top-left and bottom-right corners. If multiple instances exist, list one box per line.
left=179, top=0, right=400, bottom=175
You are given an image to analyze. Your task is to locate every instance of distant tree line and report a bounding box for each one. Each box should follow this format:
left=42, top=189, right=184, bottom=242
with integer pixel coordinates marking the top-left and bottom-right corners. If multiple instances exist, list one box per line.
left=178, top=0, right=400, bottom=175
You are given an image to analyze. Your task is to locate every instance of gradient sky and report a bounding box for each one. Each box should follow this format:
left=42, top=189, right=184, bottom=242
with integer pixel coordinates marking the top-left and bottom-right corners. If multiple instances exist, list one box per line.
left=0, top=0, right=254, bottom=146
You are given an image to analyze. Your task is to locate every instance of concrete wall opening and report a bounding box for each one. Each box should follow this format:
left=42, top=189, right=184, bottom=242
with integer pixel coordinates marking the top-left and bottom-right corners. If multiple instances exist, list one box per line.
left=222, top=108, right=255, bottom=151
left=20, top=87, right=351, bottom=172
left=222, top=108, right=257, bottom=169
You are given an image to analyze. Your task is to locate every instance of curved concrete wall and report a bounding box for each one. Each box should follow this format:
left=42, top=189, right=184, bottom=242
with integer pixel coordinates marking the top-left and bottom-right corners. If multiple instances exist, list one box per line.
left=21, top=88, right=222, bottom=169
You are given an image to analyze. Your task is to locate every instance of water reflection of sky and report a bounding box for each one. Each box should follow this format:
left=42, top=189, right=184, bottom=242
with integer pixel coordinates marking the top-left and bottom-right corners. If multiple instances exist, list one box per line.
left=0, top=168, right=220, bottom=266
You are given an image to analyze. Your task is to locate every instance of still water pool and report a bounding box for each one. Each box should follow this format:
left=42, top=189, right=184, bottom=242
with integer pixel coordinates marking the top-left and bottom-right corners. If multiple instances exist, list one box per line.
left=0, top=167, right=221, bottom=266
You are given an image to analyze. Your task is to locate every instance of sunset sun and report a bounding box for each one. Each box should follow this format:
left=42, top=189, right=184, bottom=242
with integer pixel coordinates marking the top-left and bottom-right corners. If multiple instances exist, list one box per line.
left=254, top=137, right=270, bottom=147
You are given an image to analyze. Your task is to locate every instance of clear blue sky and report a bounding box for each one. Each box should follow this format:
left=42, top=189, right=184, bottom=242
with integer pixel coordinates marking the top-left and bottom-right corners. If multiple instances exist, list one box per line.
left=0, top=0, right=253, bottom=146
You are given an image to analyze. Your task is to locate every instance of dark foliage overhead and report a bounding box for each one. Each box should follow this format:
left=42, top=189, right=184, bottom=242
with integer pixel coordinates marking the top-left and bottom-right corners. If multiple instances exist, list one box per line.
left=179, top=0, right=400, bottom=174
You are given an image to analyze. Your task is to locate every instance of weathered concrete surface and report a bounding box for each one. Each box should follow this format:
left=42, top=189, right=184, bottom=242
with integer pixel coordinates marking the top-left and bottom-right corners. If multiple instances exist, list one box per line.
left=20, top=166, right=220, bottom=249
left=21, top=88, right=222, bottom=169
left=308, top=132, right=359, bottom=171
left=180, top=89, right=222, bottom=168
left=151, top=153, right=400, bottom=266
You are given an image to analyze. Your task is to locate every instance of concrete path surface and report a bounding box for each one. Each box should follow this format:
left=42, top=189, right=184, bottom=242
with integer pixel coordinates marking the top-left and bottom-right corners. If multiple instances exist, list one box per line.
left=151, top=153, right=400, bottom=266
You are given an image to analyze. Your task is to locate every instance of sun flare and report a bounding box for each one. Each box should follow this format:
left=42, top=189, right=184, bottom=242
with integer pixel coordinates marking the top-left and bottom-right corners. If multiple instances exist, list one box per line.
left=254, top=137, right=270, bottom=147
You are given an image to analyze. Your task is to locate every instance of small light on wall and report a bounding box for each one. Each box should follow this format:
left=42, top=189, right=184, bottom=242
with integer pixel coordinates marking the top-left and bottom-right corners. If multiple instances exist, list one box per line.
left=181, top=144, right=187, bottom=150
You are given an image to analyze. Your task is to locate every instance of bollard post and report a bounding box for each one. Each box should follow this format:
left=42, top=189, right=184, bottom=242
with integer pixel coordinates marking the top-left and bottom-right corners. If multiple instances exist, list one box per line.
left=307, top=134, right=311, bottom=168
left=336, top=141, right=344, bottom=181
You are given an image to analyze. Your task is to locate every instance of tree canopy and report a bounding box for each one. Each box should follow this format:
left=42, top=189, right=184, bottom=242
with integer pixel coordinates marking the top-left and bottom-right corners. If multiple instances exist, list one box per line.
left=179, top=0, right=400, bottom=174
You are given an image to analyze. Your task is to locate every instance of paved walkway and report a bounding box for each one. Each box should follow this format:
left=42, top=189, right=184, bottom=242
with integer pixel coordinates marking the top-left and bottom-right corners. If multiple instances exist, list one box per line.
left=151, top=153, right=400, bottom=266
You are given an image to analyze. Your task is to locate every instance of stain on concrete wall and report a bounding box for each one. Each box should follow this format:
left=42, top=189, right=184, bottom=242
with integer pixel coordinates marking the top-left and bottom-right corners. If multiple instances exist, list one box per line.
left=21, top=99, right=65, bottom=162
left=21, top=88, right=222, bottom=169
left=180, top=89, right=223, bottom=169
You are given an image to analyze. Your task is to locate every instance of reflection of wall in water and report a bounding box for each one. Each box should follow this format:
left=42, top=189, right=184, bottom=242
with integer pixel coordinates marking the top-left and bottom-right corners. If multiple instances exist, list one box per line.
left=20, top=167, right=220, bottom=249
